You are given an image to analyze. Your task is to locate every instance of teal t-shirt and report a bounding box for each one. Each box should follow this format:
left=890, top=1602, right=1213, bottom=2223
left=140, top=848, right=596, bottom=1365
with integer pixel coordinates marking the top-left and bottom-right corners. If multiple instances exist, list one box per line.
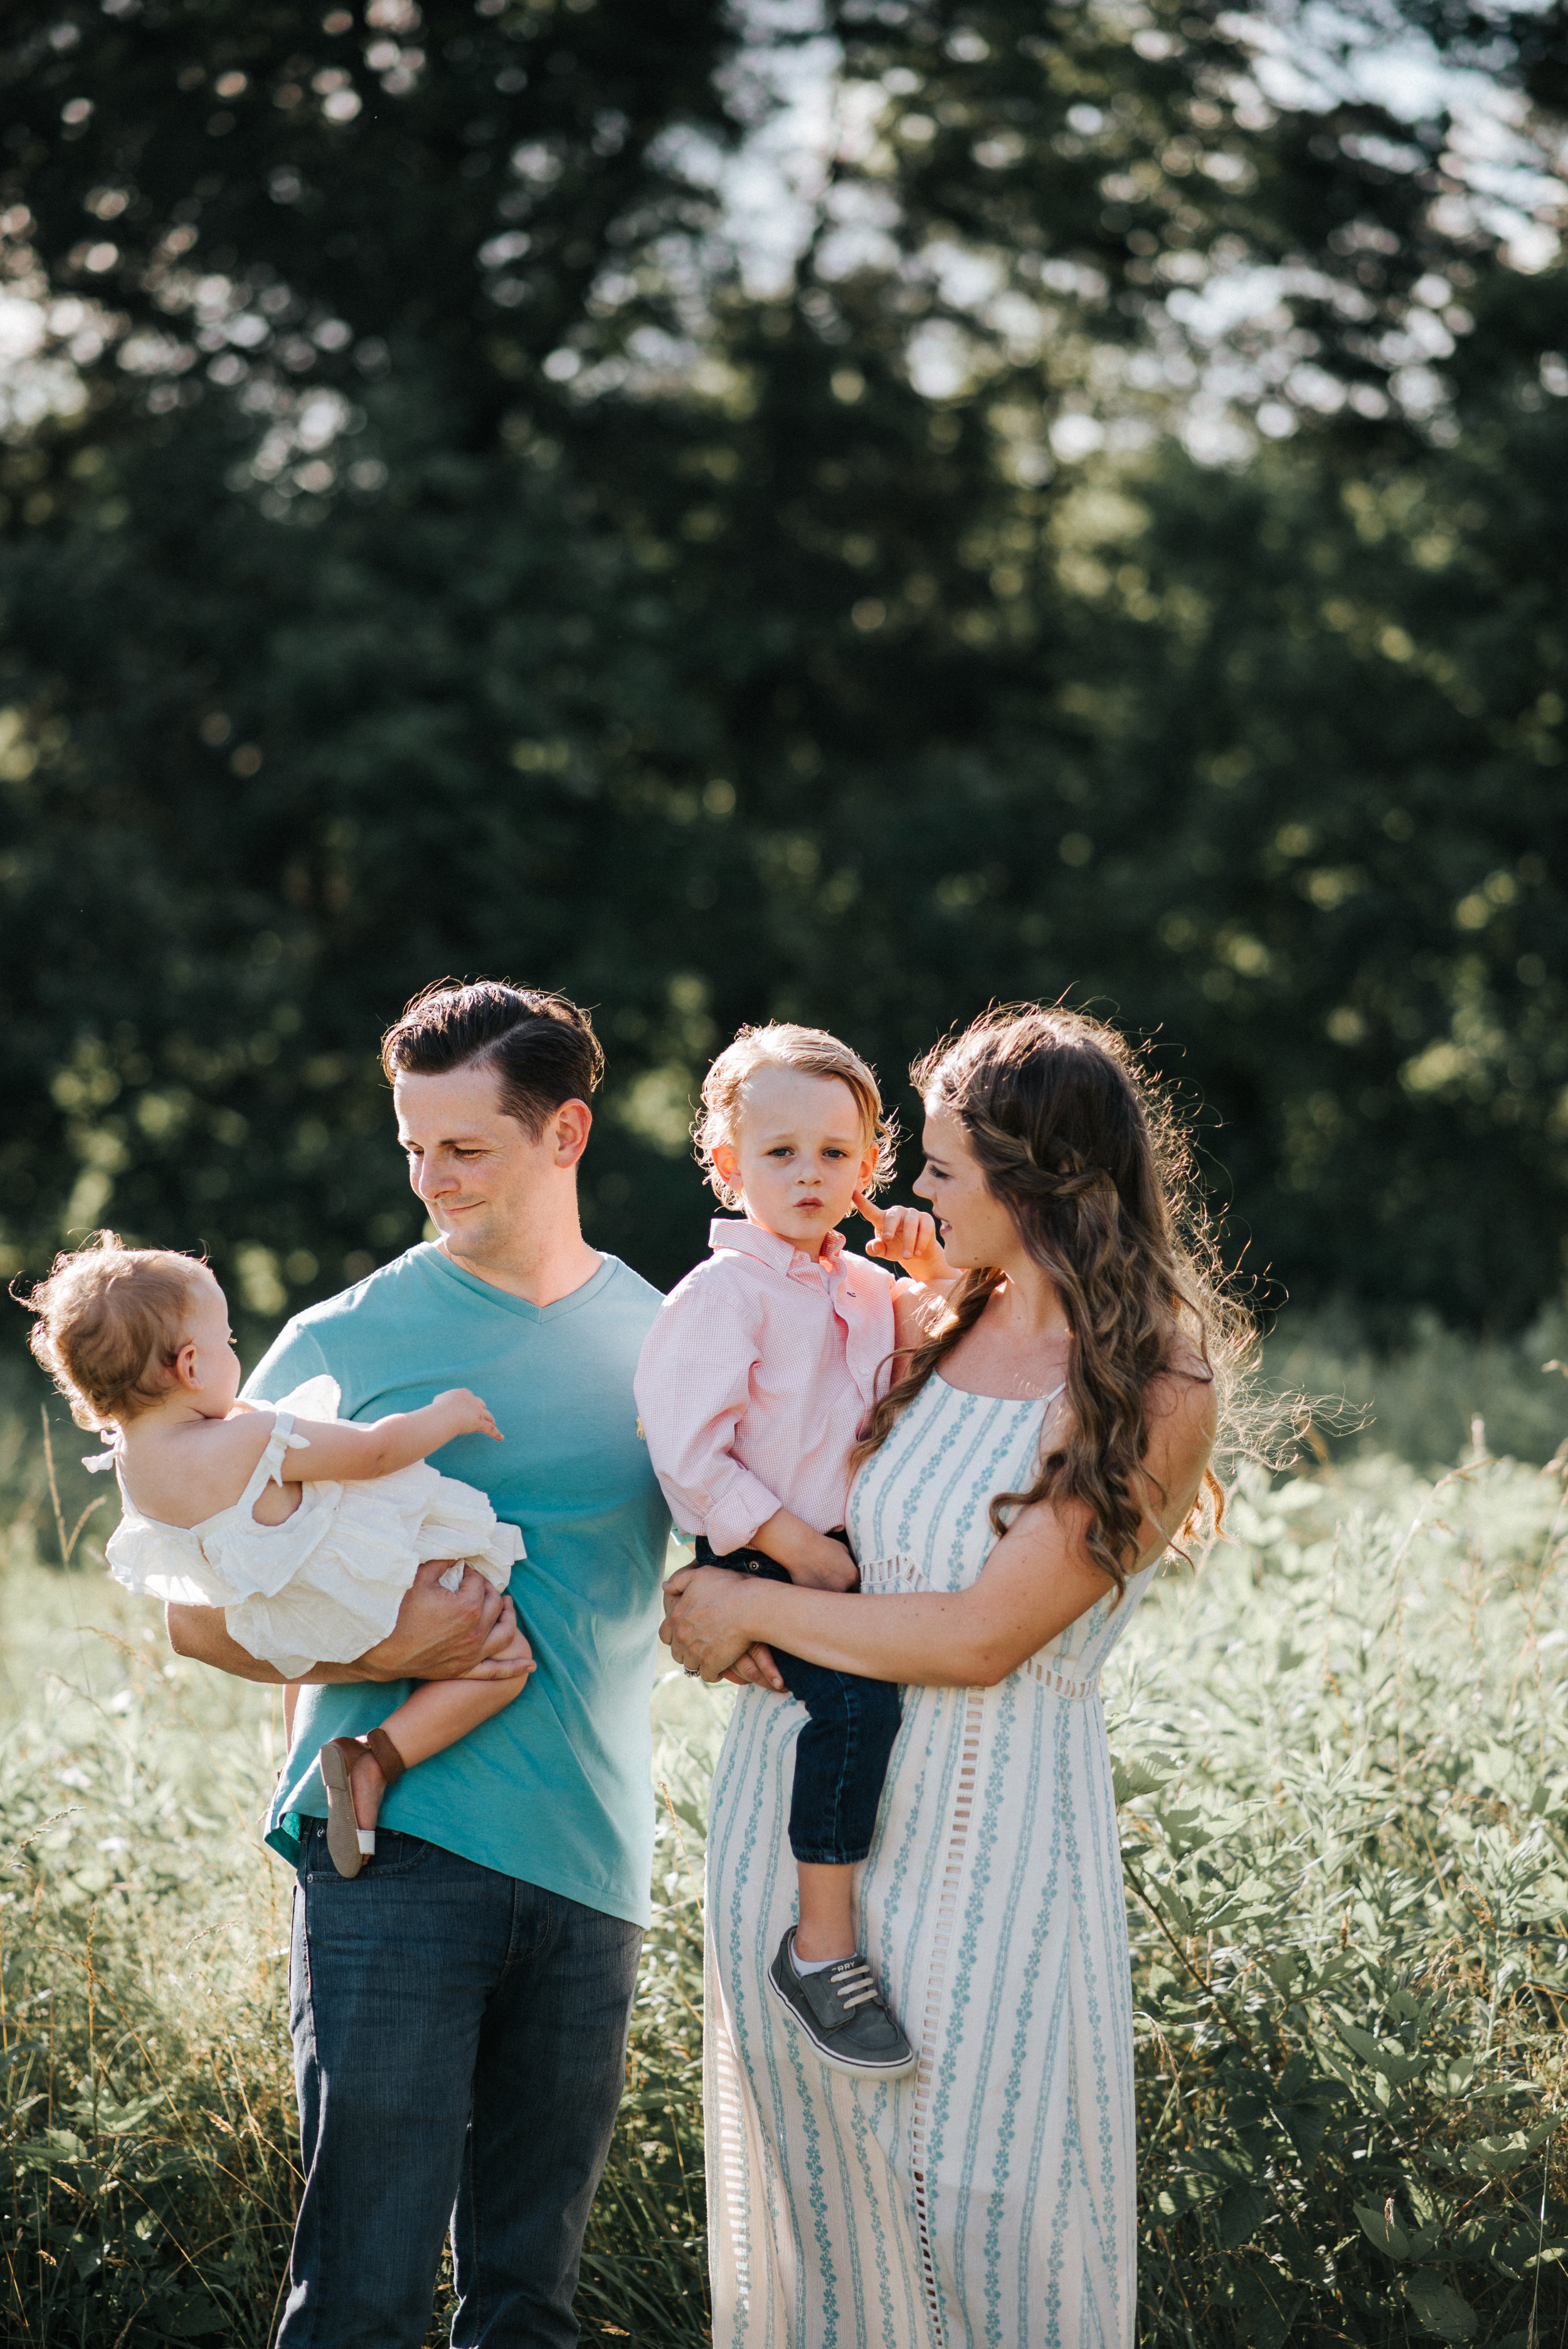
left=248, top=1244, right=670, bottom=1927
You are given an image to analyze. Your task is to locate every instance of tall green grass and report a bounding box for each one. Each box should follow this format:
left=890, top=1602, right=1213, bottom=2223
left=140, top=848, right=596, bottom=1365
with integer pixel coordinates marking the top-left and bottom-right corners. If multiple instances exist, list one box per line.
left=1261, top=1304, right=1568, bottom=1471
left=3, top=1382, right=1567, bottom=2343
left=1123, top=1450, right=1568, bottom=2345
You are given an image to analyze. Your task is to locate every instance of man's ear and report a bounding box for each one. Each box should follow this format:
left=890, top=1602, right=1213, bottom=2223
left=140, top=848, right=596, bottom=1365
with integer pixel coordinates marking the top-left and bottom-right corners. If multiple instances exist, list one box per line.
left=552, top=1098, right=593, bottom=1168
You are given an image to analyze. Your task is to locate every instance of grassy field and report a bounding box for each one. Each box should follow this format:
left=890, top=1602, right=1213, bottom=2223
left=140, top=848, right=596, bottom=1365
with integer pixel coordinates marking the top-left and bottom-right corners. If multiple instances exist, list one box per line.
left=3, top=1330, right=1567, bottom=2345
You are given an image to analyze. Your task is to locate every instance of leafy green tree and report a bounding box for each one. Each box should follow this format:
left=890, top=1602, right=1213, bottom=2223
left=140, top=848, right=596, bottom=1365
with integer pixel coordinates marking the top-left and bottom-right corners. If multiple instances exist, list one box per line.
left=0, top=0, right=1563, bottom=1335
left=0, top=0, right=744, bottom=1312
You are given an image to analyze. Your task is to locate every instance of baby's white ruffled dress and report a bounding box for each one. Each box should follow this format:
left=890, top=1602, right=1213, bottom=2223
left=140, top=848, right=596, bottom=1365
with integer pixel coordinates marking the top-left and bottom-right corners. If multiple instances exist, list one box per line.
left=97, top=1377, right=524, bottom=1678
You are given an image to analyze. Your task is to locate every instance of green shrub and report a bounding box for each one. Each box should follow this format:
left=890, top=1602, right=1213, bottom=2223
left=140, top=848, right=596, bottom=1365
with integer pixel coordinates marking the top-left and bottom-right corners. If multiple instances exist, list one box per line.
left=575, top=1677, right=716, bottom=2345
left=1121, top=1452, right=1568, bottom=2346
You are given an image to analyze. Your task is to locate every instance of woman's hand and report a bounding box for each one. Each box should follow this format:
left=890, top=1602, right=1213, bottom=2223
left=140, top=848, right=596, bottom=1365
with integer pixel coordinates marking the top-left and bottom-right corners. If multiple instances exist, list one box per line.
left=854, top=1189, right=950, bottom=1284
left=662, top=1565, right=787, bottom=1690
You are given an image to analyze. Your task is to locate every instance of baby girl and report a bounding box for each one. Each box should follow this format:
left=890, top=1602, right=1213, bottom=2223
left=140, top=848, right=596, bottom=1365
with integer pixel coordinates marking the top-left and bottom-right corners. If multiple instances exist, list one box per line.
left=635, top=1022, right=947, bottom=2079
left=22, top=1232, right=527, bottom=1879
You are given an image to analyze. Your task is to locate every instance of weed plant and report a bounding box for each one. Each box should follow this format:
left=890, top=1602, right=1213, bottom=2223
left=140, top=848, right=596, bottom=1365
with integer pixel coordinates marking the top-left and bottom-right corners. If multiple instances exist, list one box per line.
left=1121, top=1450, right=1568, bottom=2345
left=0, top=1557, right=298, bottom=2343
left=3, top=1413, right=1567, bottom=2343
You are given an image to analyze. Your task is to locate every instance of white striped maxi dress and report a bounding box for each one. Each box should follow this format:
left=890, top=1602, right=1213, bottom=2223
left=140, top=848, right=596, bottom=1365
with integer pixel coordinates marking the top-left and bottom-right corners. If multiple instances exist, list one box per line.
left=702, top=1371, right=1160, bottom=2349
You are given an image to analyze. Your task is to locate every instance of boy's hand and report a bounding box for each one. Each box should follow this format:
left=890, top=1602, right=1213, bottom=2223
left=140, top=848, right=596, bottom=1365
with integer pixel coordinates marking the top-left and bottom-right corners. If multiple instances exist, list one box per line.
left=750, top=1507, right=861, bottom=1591
left=431, top=1388, right=504, bottom=1442
left=790, top=1531, right=861, bottom=1592
left=853, top=1189, right=950, bottom=1284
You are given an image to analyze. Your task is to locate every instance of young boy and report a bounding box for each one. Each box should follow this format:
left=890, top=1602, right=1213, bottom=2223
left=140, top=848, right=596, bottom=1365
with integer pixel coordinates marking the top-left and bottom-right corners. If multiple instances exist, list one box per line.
left=635, top=1022, right=947, bottom=2078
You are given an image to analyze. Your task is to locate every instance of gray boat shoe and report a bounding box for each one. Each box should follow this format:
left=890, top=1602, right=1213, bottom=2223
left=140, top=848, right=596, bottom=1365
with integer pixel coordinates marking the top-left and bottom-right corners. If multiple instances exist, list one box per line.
left=766, top=1928, right=918, bottom=2079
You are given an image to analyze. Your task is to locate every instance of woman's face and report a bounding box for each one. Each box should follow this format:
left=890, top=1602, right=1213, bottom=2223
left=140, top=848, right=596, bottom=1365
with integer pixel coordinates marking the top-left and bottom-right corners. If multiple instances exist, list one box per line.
left=913, top=1101, right=1022, bottom=1271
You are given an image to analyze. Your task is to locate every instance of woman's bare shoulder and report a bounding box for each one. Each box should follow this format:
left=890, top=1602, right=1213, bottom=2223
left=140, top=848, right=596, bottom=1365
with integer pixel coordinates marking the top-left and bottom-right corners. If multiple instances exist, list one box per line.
left=1145, top=1348, right=1219, bottom=1460
left=891, top=1278, right=955, bottom=1352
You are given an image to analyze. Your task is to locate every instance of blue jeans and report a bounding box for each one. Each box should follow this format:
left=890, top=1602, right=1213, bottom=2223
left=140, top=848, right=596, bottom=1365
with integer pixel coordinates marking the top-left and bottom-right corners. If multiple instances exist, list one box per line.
left=278, top=1823, right=642, bottom=2349
left=696, top=1534, right=901, bottom=1865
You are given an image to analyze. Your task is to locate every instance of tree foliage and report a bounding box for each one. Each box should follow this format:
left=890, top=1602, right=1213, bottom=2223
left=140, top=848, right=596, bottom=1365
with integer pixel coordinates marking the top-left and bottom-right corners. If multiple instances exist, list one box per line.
left=0, top=0, right=1564, bottom=1332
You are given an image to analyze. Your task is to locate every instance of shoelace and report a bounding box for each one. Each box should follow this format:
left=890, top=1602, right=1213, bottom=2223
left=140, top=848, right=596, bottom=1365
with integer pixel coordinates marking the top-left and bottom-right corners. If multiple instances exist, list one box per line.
left=827, top=1961, right=879, bottom=2014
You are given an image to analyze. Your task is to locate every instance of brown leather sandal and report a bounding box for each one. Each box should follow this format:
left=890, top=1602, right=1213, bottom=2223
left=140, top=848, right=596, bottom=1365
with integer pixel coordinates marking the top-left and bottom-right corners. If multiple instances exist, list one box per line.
left=319, top=1728, right=407, bottom=1879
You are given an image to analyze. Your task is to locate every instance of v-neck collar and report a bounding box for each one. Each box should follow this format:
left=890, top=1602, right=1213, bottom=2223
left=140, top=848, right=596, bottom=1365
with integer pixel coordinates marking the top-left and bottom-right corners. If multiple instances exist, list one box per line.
left=417, top=1241, right=619, bottom=1325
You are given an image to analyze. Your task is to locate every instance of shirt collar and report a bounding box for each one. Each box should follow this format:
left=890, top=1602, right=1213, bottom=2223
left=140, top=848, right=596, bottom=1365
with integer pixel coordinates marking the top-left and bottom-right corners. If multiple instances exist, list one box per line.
left=708, top=1217, right=846, bottom=1276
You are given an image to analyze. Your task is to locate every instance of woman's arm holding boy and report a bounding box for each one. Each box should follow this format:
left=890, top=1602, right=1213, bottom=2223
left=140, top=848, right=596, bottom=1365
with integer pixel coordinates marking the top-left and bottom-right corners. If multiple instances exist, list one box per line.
left=664, top=1371, right=1217, bottom=1688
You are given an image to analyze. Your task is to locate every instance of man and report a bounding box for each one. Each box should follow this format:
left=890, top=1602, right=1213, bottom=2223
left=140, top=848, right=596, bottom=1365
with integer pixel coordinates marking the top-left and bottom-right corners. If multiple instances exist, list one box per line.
left=167, top=980, right=669, bottom=2348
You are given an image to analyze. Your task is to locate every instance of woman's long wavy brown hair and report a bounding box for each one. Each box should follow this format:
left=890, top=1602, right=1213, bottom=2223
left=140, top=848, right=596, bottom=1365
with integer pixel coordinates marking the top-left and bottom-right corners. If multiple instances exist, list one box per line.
left=851, top=1006, right=1253, bottom=1600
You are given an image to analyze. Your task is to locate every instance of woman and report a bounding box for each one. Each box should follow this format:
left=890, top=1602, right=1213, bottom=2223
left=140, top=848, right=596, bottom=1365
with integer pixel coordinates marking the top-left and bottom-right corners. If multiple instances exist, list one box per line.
left=662, top=1005, right=1238, bottom=2348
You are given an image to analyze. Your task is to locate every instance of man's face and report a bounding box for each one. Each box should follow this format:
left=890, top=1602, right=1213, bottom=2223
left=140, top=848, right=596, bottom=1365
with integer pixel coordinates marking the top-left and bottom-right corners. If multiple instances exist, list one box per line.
left=394, top=1061, right=584, bottom=1268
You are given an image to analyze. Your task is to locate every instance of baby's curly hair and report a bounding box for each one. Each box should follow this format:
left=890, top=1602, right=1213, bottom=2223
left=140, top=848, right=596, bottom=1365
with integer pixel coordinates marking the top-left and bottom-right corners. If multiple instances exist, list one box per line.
left=16, top=1231, right=209, bottom=1432
left=694, top=1024, right=897, bottom=1211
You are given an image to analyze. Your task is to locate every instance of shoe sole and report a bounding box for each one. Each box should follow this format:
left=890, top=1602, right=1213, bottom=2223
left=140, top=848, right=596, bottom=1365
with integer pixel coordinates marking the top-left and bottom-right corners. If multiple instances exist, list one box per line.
left=765, top=1961, right=919, bottom=2079
left=319, top=1741, right=364, bottom=1879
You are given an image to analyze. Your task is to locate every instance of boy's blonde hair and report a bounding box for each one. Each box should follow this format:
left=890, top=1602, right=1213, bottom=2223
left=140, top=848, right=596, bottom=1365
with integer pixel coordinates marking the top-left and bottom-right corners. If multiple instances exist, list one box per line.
left=17, top=1231, right=209, bottom=1431
left=694, top=1024, right=897, bottom=1211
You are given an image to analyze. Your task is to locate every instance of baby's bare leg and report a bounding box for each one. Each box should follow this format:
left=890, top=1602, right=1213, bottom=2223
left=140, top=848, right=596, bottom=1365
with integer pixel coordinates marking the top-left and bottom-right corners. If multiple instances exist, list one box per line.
left=344, top=1673, right=528, bottom=1831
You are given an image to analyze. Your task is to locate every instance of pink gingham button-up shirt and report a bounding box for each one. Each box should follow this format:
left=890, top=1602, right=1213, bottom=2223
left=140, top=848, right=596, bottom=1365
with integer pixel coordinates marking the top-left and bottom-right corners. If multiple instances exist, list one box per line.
left=633, top=1217, right=898, bottom=1554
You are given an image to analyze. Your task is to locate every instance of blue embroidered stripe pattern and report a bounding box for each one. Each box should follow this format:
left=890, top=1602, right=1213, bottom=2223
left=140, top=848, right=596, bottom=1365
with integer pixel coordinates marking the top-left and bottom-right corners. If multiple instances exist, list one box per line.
left=702, top=1372, right=1158, bottom=2347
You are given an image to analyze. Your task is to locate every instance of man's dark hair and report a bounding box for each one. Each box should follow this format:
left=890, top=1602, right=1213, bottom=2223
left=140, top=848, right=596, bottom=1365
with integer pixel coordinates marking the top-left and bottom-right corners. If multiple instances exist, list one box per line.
left=381, top=980, right=605, bottom=1136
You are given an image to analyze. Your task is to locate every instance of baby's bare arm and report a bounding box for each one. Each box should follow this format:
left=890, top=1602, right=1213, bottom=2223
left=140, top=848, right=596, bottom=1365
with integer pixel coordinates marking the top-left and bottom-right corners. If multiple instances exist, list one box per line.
left=273, top=1389, right=504, bottom=1482
left=132, top=1390, right=506, bottom=1524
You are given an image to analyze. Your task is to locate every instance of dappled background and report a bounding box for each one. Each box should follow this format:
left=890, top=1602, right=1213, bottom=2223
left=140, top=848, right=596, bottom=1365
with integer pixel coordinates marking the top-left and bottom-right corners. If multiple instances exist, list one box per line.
left=1, top=0, right=1565, bottom=1365
left=4, top=10, right=1568, bottom=2344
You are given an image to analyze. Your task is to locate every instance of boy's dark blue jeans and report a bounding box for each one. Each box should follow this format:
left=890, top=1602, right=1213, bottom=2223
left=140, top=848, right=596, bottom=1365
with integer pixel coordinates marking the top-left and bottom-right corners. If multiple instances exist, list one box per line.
left=696, top=1531, right=901, bottom=1865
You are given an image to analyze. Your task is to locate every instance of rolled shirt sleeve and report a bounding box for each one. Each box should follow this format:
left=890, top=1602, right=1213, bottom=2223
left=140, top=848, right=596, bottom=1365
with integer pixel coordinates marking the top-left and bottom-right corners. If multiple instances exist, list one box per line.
left=634, top=1273, right=785, bottom=1555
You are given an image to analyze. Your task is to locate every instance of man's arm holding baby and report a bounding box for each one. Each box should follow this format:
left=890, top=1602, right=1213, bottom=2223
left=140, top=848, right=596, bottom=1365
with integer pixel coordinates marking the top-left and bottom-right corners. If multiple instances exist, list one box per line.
left=166, top=1557, right=535, bottom=1684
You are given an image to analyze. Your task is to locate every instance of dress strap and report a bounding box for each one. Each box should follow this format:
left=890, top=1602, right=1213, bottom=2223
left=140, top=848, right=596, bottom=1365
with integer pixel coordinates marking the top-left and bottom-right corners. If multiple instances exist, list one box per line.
left=238, top=1408, right=312, bottom=1508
